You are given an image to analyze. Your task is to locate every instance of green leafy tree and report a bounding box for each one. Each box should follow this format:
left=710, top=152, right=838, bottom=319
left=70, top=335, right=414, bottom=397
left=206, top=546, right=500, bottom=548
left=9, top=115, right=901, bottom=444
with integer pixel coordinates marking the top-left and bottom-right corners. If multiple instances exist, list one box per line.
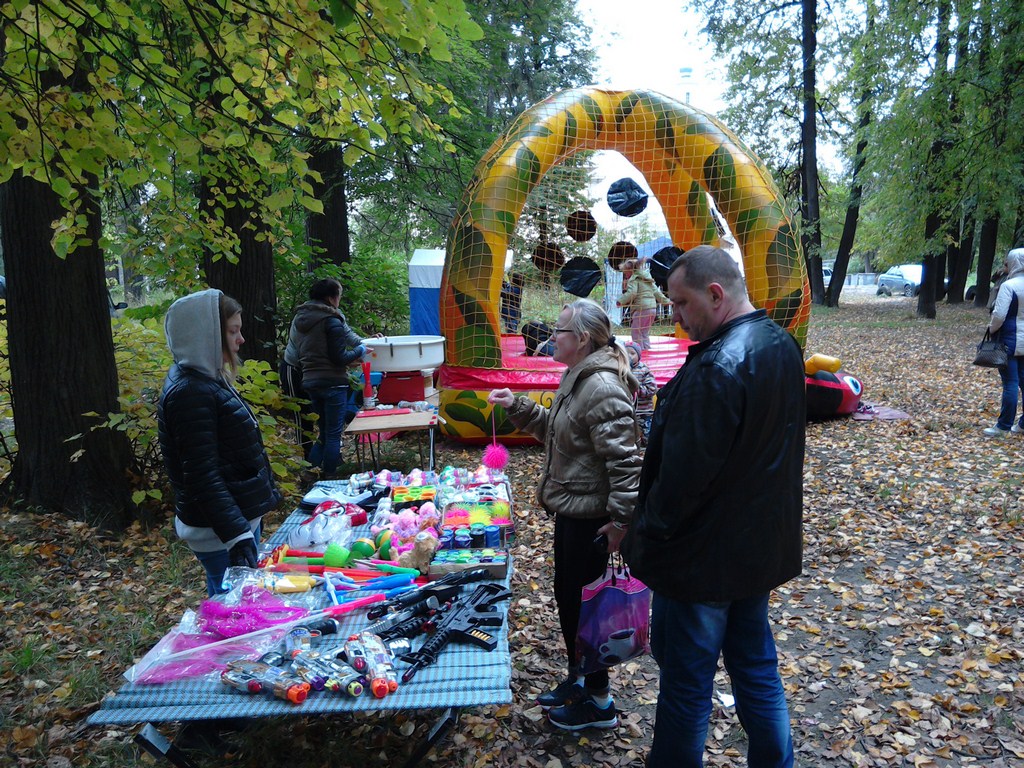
left=348, top=0, right=597, bottom=255
left=0, top=0, right=482, bottom=526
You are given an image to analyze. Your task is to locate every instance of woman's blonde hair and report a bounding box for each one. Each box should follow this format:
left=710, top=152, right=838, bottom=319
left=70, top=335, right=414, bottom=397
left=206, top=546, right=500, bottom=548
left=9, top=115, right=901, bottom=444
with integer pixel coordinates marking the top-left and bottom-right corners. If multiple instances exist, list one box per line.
left=220, top=293, right=243, bottom=382
left=561, top=299, right=631, bottom=387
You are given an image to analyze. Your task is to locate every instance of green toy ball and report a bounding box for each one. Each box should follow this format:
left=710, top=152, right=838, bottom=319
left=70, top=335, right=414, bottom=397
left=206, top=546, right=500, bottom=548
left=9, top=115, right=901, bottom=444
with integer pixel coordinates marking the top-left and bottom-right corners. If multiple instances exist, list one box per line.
left=324, top=543, right=350, bottom=568
left=375, top=529, right=393, bottom=560
left=349, top=537, right=376, bottom=561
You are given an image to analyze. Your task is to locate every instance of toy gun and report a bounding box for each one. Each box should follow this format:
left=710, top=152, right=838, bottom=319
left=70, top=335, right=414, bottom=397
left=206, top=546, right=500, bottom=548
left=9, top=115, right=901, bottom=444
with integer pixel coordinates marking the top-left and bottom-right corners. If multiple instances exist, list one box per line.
left=344, top=632, right=399, bottom=698
left=290, top=651, right=364, bottom=697
left=370, top=597, right=449, bottom=644
left=399, top=582, right=511, bottom=683
left=225, top=659, right=310, bottom=704
left=362, top=592, right=450, bottom=638
left=365, top=567, right=491, bottom=620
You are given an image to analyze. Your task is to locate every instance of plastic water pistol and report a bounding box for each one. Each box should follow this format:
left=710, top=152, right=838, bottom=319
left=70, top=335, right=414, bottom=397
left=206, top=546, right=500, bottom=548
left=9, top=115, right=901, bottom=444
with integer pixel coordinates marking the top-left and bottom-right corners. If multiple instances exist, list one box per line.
left=224, top=659, right=310, bottom=704
left=290, top=651, right=364, bottom=697
left=343, top=632, right=399, bottom=698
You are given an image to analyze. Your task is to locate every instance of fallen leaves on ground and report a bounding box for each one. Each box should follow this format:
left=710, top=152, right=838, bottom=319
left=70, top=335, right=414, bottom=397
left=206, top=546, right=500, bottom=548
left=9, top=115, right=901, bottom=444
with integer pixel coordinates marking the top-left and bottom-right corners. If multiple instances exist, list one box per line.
left=1, top=295, right=1022, bottom=767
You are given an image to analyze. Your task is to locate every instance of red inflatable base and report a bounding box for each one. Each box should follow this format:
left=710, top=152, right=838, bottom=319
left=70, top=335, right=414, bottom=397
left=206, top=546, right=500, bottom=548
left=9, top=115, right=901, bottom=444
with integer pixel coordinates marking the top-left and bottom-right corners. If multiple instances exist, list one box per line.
left=440, top=334, right=694, bottom=391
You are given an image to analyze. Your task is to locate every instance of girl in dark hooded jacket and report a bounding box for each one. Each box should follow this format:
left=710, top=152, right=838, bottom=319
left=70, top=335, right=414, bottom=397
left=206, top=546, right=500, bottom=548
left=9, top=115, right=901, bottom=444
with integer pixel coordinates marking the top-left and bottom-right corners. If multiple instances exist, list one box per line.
left=158, top=289, right=282, bottom=596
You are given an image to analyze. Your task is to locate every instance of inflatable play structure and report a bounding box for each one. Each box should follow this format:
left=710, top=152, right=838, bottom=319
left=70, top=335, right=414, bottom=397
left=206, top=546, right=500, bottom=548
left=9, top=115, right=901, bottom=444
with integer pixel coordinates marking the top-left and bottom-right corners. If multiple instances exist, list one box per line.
left=437, top=87, right=811, bottom=442
left=804, top=354, right=863, bottom=420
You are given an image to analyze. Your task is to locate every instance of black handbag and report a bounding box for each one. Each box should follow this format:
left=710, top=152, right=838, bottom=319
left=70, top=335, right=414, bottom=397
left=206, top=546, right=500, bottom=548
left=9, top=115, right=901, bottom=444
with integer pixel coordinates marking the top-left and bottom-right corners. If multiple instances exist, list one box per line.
left=973, top=330, right=1007, bottom=368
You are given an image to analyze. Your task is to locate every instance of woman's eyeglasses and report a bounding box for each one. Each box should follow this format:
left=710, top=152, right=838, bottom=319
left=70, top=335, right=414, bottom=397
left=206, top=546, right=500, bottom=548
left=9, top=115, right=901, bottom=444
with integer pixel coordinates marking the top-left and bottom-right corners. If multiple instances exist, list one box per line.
left=552, top=328, right=574, bottom=335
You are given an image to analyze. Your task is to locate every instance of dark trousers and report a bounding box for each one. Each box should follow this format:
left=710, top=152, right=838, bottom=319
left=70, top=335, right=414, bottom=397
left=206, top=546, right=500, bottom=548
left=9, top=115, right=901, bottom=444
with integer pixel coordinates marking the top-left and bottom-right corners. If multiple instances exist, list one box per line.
left=278, top=361, right=313, bottom=459
left=553, top=514, right=610, bottom=691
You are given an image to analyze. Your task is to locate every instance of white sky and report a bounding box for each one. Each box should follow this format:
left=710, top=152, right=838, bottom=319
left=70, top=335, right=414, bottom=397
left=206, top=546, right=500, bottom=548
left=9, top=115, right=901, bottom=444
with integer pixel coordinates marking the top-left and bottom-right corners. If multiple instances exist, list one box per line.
left=574, top=0, right=728, bottom=232
left=575, top=0, right=727, bottom=112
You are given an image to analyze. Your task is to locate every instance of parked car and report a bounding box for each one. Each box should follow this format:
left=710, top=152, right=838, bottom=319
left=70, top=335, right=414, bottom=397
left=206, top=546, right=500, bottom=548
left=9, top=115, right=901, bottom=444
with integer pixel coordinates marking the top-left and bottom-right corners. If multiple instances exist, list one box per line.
left=823, top=267, right=833, bottom=286
left=877, top=264, right=923, bottom=297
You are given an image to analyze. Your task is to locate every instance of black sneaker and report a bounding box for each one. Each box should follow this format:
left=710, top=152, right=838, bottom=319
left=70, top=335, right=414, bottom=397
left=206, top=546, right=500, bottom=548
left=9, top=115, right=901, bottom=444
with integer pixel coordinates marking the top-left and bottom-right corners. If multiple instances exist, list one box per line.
left=536, top=677, right=584, bottom=709
left=547, top=697, right=618, bottom=731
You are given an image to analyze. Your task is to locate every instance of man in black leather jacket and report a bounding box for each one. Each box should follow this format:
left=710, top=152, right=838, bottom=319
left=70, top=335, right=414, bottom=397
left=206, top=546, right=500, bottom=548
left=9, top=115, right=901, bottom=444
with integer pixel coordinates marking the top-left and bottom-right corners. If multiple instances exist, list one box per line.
left=622, top=245, right=805, bottom=768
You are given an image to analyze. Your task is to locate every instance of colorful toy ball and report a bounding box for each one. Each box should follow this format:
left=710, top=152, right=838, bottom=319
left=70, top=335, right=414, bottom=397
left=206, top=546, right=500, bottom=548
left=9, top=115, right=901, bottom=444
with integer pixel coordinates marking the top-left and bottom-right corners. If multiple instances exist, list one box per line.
left=349, top=538, right=377, bottom=561
left=375, top=529, right=394, bottom=560
left=483, top=407, right=510, bottom=470
left=482, top=442, right=509, bottom=470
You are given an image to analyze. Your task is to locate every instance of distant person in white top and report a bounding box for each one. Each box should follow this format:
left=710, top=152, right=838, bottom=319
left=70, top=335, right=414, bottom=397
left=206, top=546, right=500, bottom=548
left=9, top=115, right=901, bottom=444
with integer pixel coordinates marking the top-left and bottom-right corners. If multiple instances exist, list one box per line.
left=983, top=247, right=1024, bottom=436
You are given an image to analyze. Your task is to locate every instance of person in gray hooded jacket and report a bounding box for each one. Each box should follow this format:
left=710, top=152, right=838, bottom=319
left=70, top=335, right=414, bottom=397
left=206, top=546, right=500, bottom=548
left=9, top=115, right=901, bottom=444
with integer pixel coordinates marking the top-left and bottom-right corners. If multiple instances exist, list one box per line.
left=158, top=289, right=282, bottom=596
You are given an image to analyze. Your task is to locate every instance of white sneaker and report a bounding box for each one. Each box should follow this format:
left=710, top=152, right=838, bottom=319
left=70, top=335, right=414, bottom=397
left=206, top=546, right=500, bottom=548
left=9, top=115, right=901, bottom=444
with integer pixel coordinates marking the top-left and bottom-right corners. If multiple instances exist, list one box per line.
left=1012, top=424, right=1023, bottom=434
left=982, top=426, right=1008, bottom=437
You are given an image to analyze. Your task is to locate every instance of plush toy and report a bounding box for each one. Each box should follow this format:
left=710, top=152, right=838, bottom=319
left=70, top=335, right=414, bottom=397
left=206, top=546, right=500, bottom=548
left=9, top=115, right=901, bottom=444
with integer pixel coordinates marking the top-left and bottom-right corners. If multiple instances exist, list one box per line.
left=397, top=531, right=439, bottom=575
left=416, top=501, right=441, bottom=534
left=391, top=509, right=421, bottom=545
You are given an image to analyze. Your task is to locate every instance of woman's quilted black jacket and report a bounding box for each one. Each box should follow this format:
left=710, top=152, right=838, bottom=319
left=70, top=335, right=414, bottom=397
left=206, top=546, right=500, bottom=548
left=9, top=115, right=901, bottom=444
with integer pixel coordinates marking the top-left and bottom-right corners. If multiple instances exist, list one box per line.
left=158, top=364, right=282, bottom=545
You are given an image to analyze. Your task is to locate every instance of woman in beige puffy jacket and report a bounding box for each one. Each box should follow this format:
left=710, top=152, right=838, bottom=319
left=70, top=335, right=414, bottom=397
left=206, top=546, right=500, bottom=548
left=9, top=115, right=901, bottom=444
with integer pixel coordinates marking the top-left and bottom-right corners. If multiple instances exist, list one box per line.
left=488, top=299, right=642, bottom=731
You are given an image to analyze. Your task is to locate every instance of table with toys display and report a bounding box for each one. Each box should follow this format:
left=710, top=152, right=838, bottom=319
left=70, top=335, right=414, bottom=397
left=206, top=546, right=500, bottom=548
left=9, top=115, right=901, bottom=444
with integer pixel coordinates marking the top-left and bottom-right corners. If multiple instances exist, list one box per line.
left=88, top=466, right=515, bottom=768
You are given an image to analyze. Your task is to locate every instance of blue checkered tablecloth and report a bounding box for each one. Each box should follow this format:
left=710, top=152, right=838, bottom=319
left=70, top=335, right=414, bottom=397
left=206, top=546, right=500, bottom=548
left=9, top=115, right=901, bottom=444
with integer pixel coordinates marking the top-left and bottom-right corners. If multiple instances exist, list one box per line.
left=88, top=505, right=513, bottom=725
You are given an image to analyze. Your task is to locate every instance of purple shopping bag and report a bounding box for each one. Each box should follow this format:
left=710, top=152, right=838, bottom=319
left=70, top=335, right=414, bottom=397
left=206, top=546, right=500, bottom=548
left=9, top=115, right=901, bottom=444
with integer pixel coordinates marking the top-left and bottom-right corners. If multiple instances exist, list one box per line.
left=575, top=559, right=651, bottom=675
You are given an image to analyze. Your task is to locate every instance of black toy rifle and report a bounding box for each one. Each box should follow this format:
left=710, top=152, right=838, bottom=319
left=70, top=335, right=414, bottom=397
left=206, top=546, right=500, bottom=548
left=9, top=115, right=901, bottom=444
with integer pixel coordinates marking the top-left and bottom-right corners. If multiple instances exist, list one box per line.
left=365, top=567, right=490, bottom=620
left=399, top=582, right=512, bottom=682
left=362, top=595, right=446, bottom=642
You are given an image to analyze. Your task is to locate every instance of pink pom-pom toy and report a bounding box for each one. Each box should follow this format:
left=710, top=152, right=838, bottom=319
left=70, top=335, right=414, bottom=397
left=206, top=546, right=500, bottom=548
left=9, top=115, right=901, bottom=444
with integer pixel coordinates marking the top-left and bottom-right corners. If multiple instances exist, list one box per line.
left=482, top=442, right=509, bottom=470
left=483, top=407, right=510, bottom=470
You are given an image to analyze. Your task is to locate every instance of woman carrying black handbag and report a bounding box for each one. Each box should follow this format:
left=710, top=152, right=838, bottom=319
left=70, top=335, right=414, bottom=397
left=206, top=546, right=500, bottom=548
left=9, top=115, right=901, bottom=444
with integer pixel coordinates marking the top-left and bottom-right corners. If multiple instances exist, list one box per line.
left=982, top=248, right=1024, bottom=437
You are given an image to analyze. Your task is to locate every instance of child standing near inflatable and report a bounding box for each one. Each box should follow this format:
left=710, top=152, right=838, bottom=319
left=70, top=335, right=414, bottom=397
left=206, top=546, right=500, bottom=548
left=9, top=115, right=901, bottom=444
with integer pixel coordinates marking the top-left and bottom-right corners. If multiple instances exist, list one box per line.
left=616, top=259, right=670, bottom=350
left=624, top=341, right=657, bottom=446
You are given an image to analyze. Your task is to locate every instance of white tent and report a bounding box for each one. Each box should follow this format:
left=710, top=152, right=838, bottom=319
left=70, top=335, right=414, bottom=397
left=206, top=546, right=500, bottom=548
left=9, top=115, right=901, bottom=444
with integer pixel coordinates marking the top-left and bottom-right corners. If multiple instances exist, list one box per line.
left=409, top=249, right=445, bottom=335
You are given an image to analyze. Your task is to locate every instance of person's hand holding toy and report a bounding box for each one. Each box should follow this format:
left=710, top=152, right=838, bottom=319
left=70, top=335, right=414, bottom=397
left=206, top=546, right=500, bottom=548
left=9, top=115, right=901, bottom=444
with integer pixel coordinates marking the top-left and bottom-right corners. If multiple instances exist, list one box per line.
left=487, top=388, right=515, bottom=408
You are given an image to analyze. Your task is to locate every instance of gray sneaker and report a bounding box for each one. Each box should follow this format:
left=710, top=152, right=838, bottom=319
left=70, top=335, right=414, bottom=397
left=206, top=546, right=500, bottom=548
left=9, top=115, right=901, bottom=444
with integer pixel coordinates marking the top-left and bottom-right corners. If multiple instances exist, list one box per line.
left=982, top=426, right=1008, bottom=437
left=1012, top=424, right=1023, bottom=434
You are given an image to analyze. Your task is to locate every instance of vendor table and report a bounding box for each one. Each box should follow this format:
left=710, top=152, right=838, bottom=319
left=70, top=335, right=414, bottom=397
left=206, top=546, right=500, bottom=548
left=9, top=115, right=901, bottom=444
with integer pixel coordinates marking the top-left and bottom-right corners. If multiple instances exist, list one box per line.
left=87, top=506, right=514, bottom=767
left=345, top=409, right=438, bottom=471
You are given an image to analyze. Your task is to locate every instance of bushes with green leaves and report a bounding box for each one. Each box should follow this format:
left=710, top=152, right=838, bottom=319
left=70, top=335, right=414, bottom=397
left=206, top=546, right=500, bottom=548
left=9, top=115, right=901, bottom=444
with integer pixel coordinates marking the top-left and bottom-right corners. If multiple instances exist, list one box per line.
left=103, top=316, right=308, bottom=514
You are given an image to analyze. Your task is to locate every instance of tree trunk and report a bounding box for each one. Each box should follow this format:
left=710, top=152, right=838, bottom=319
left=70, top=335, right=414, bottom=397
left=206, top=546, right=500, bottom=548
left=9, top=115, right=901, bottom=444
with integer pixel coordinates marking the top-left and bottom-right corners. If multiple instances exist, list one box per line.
left=0, top=173, right=136, bottom=529
left=307, top=142, right=351, bottom=269
left=801, top=0, right=823, bottom=304
left=1014, top=203, right=1024, bottom=247
left=974, top=214, right=999, bottom=308
left=200, top=178, right=278, bottom=366
left=917, top=0, right=953, bottom=319
left=947, top=206, right=975, bottom=304
left=827, top=2, right=874, bottom=308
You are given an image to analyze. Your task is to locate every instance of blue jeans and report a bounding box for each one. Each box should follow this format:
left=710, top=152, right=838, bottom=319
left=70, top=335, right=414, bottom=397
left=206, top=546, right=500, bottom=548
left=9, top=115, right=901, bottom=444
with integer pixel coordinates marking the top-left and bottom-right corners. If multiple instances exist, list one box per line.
left=996, top=355, right=1024, bottom=430
left=193, top=522, right=262, bottom=598
left=307, top=385, right=356, bottom=475
left=194, top=548, right=231, bottom=597
left=647, top=593, right=793, bottom=768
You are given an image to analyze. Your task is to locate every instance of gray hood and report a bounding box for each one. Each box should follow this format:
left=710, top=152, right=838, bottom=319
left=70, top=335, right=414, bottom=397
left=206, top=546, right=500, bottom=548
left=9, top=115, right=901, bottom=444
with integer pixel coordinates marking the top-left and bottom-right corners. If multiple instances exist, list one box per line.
left=1007, top=248, right=1024, bottom=279
left=164, top=288, right=224, bottom=380
left=292, top=300, right=340, bottom=333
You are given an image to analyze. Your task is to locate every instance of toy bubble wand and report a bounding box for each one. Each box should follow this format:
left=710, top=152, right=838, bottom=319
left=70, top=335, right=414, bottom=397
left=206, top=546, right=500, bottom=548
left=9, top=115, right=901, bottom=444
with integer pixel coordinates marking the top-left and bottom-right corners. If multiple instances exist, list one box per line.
left=482, top=405, right=509, bottom=470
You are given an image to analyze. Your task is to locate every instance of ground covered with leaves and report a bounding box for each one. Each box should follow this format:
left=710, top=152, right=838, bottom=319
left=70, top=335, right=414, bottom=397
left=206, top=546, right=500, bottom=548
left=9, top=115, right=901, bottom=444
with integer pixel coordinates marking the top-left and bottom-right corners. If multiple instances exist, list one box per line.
left=2, top=294, right=1022, bottom=767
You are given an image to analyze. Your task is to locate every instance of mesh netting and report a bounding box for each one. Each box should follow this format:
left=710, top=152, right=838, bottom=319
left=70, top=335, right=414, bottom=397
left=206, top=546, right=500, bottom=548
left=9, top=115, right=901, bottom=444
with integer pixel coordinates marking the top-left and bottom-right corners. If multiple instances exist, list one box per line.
left=441, top=87, right=810, bottom=369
